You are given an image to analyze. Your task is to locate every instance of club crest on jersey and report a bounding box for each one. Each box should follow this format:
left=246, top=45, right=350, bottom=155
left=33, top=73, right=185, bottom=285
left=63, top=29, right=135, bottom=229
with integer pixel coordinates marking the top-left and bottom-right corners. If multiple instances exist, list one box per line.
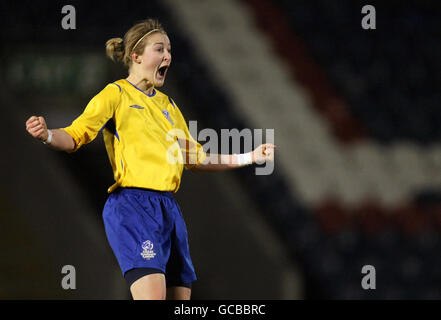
left=162, top=110, right=174, bottom=126
left=141, top=240, right=156, bottom=260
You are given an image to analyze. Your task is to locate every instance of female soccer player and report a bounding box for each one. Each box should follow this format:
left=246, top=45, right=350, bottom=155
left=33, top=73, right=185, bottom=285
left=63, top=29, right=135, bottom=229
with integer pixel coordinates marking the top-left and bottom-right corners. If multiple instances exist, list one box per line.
left=25, top=19, right=276, bottom=300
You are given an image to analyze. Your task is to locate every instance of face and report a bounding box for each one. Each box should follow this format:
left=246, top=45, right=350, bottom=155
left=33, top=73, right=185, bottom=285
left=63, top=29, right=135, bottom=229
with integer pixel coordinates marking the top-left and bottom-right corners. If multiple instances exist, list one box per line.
left=132, top=32, right=171, bottom=87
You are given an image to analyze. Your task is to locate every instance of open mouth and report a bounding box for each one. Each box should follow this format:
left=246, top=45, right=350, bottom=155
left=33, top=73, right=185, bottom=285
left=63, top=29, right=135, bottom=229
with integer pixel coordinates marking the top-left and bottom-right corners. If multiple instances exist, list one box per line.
left=157, top=65, right=168, bottom=78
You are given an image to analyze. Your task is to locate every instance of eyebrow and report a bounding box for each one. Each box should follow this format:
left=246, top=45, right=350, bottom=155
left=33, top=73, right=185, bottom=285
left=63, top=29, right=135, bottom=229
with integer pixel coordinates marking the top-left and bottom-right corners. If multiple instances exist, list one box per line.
left=153, top=42, right=171, bottom=47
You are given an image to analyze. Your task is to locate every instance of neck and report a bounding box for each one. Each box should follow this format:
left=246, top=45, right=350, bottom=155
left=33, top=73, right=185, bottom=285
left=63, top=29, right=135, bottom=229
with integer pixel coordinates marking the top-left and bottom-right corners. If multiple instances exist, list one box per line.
left=126, top=73, right=154, bottom=95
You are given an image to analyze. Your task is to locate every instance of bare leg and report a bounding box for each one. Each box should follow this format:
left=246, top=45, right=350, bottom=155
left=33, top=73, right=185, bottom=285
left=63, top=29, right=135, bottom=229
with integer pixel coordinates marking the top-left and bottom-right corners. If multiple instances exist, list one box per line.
left=166, top=286, right=191, bottom=300
left=130, top=273, right=166, bottom=300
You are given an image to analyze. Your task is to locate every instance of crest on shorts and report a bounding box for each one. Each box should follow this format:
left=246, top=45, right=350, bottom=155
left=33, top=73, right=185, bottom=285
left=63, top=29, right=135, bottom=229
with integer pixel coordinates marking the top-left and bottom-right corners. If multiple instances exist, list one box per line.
left=141, top=240, right=156, bottom=260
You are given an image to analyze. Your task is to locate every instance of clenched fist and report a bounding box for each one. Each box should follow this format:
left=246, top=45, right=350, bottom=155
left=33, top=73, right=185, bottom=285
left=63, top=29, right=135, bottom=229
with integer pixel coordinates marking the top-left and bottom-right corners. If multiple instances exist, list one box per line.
left=26, top=116, right=49, bottom=141
left=252, top=143, right=277, bottom=164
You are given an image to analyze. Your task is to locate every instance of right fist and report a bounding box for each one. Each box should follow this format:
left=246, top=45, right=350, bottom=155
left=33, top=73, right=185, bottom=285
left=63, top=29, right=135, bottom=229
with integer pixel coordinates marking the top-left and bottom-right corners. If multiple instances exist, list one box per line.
left=26, top=116, right=49, bottom=141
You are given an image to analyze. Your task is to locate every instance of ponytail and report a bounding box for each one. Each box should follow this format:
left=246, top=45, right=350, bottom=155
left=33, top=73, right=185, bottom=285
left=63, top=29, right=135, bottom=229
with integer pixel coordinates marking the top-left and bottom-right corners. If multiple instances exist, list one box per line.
left=106, top=37, right=124, bottom=63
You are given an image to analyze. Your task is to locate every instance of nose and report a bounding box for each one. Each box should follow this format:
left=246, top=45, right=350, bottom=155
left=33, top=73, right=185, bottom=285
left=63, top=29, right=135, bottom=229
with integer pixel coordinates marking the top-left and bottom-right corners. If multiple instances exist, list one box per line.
left=164, top=50, right=171, bottom=63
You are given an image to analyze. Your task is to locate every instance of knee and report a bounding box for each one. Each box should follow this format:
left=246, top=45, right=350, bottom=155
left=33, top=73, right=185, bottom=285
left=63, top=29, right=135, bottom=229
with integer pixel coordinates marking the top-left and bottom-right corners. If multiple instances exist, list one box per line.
left=166, top=286, right=191, bottom=300
left=130, top=274, right=166, bottom=300
left=131, top=290, right=166, bottom=300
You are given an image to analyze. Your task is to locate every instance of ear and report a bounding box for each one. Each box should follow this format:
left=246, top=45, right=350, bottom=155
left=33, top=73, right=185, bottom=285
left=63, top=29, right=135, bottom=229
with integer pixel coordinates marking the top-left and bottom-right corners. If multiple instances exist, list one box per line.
left=131, top=52, right=142, bottom=64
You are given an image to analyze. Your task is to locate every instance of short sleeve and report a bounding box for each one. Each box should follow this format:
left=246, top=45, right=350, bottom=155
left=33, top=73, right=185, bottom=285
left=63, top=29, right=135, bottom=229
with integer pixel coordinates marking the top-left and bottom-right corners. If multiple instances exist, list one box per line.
left=181, top=131, right=207, bottom=170
left=171, top=100, right=207, bottom=170
left=61, top=83, right=121, bottom=152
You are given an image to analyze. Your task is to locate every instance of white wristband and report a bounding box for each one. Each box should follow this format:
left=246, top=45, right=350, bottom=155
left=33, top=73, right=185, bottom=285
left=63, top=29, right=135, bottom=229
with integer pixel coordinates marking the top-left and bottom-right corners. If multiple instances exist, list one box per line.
left=43, top=130, right=53, bottom=145
left=236, top=152, right=253, bottom=166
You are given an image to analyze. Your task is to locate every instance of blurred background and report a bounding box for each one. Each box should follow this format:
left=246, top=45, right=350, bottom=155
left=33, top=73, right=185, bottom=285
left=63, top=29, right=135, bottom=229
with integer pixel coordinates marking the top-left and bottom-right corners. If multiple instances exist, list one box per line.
left=0, top=0, right=440, bottom=299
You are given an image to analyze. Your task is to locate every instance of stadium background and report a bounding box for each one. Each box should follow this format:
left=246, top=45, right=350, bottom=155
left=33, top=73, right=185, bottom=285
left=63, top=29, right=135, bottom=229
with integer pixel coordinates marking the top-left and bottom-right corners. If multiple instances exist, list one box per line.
left=0, top=0, right=440, bottom=299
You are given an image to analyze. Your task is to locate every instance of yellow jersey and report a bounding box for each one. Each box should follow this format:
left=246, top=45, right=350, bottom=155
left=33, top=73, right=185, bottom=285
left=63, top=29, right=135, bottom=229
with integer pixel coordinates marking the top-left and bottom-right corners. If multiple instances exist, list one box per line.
left=62, top=79, right=206, bottom=193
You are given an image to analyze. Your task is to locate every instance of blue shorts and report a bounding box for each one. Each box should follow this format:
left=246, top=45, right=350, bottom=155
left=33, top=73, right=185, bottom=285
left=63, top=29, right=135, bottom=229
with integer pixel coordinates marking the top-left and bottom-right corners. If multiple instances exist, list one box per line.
left=102, top=187, right=197, bottom=286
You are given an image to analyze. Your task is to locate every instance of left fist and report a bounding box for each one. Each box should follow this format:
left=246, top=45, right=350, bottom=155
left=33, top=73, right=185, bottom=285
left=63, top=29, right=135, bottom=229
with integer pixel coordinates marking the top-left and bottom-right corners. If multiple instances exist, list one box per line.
left=252, top=143, right=277, bottom=164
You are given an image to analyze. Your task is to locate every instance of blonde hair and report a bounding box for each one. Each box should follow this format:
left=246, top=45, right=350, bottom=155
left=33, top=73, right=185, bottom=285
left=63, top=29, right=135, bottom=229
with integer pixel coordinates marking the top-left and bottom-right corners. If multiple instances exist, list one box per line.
left=105, top=19, right=166, bottom=68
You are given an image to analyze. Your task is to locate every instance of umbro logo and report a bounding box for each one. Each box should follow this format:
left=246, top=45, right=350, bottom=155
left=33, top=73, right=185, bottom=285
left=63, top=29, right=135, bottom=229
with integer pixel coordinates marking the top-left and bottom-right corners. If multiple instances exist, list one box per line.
left=129, top=105, right=144, bottom=109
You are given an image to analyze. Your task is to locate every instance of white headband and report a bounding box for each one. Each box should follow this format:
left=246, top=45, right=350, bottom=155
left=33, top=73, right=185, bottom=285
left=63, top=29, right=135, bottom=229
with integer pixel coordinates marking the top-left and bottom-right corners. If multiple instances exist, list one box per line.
left=132, top=29, right=161, bottom=53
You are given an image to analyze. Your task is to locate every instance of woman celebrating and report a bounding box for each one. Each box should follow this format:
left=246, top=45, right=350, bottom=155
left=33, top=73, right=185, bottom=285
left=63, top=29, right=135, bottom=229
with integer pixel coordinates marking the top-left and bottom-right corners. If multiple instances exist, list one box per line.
left=25, top=19, right=276, bottom=300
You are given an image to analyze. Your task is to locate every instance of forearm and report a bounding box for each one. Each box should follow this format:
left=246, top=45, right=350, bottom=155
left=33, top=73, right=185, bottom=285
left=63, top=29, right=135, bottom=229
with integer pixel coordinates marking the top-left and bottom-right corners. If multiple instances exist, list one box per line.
left=47, top=129, right=75, bottom=152
left=26, top=116, right=76, bottom=152
left=191, top=153, right=254, bottom=172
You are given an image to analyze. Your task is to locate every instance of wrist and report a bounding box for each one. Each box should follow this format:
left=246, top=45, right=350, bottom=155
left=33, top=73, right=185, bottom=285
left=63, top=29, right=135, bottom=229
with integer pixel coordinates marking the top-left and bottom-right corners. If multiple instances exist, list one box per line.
left=43, top=129, right=53, bottom=145
left=235, top=152, right=253, bottom=167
